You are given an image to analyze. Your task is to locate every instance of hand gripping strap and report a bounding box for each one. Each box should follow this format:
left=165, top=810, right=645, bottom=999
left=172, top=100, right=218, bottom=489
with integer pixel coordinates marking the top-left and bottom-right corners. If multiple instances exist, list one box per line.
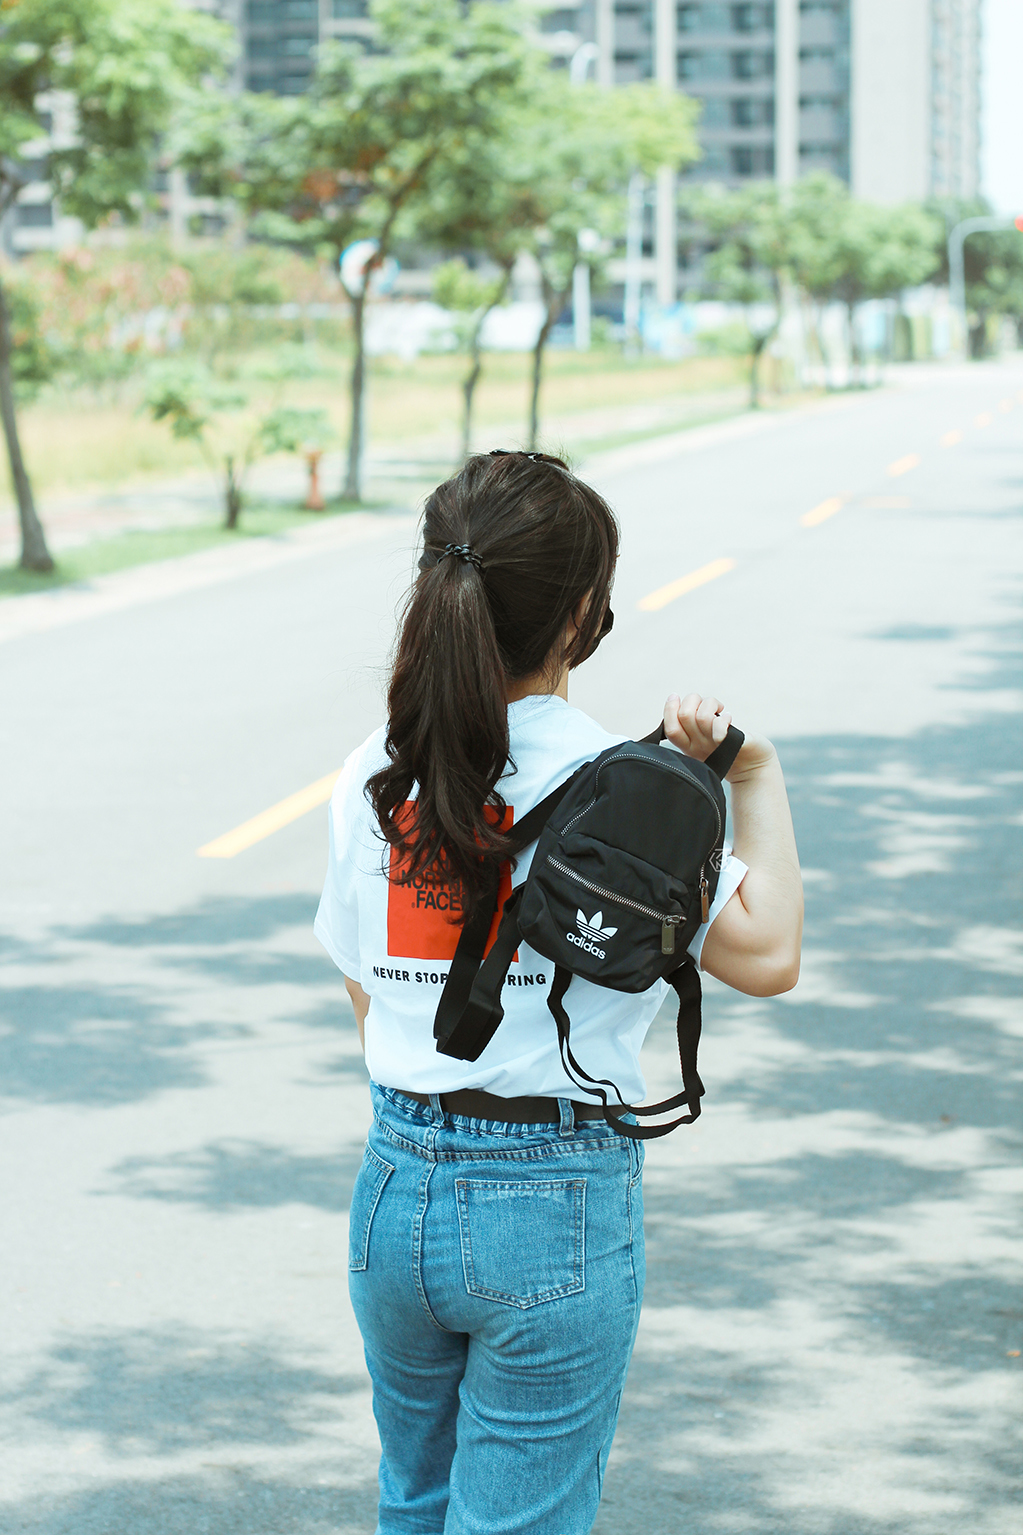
left=546, top=963, right=706, bottom=1141
left=641, top=720, right=745, bottom=781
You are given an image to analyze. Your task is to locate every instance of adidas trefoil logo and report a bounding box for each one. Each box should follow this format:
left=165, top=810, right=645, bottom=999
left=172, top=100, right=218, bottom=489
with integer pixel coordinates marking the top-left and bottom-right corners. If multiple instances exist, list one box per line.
left=577, top=909, right=618, bottom=943
left=567, top=909, right=618, bottom=960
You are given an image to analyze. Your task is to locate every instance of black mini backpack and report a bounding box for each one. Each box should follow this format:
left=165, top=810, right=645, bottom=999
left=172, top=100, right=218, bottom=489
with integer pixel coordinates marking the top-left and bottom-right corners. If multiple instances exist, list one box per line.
left=432, top=722, right=745, bottom=1140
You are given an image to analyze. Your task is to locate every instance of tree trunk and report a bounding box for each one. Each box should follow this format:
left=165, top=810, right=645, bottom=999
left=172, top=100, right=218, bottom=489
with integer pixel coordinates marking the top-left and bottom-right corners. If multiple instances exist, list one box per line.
left=0, top=275, right=53, bottom=572
left=461, top=300, right=498, bottom=463
left=343, top=288, right=367, bottom=502
left=461, top=340, right=483, bottom=463
left=224, top=456, right=242, bottom=530
left=749, top=337, right=766, bottom=409
left=528, top=294, right=560, bottom=452
left=846, top=300, right=865, bottom=387
left=462, top=274, right=510, bottom=462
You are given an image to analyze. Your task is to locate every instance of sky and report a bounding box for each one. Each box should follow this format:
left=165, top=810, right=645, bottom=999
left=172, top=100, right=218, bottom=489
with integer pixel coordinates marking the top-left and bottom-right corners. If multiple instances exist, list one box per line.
left=982, top=0, right=1023, bottom=213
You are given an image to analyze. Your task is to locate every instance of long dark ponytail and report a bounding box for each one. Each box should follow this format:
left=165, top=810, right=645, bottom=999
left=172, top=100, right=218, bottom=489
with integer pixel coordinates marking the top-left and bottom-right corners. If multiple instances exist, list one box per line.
left=366, top=451, right=619, bottom=916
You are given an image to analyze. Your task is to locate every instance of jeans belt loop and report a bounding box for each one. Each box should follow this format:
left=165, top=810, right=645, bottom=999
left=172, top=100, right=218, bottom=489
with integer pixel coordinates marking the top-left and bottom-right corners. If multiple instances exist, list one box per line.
left=558, top=1097, right=575, bottom=1137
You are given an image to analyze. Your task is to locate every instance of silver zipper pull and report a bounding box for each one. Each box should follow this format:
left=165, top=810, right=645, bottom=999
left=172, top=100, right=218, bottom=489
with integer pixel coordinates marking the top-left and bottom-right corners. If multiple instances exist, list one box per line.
left=700, top=874, right=710, bottom=924
left=661, top=916, right=681, bottom=955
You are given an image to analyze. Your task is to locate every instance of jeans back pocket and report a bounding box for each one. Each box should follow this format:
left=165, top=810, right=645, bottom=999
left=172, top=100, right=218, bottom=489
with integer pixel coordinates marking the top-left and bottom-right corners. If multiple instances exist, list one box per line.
left=456, top=1178, right=586, bottom=1309
left=349, top=1145, right=394, bottom=1272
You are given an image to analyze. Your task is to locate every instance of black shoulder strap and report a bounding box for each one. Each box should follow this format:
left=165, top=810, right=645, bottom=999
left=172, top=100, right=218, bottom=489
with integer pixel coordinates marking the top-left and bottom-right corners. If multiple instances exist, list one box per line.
left=433, top=772, right=579, bottom=1060
left=547, top=961, right=705, bottom=1141
left=640, top=720, right=745, bottom=780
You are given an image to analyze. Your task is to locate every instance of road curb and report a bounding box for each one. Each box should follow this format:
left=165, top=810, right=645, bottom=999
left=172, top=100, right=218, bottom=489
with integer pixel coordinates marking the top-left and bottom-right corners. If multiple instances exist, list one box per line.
left=0, top=509, right=416, bottom=647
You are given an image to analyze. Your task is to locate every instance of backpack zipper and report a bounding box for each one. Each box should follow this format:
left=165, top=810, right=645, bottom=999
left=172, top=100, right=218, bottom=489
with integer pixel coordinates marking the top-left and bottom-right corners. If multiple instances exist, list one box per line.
left=546, top=855, right=685, bottom=954
left=559, top=747, right=723, bottom=844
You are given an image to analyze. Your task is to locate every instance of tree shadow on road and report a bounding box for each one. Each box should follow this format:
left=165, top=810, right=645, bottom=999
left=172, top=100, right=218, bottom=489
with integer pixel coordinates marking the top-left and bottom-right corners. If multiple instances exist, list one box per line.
left=105, top=1138, right=366, bottom=1214
left=0, top=891, right=355, bottom=1109
left=2, top=1326, right=376, bottom=1534
left=5, top=1472, right=372, bottom=1535
left=595, top=616, right=1023, bottom=1535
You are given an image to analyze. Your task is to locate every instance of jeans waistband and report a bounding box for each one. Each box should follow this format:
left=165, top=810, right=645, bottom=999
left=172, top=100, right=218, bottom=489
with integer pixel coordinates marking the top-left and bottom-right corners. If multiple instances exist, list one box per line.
left=370, top=1083, right=635, bottom=1154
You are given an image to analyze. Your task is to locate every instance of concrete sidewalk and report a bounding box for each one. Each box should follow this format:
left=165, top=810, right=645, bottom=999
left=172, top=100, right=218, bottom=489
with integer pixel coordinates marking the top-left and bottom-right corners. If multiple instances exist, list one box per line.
left=0, top=382, right=748, bottom=563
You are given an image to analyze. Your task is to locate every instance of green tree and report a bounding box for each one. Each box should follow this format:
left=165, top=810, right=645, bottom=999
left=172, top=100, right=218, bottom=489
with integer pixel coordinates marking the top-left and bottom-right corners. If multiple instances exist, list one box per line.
left=0, top=0, right=228, bottom=570
left=827, top=202, right=938, bottom=374
left=181, top=0, right=532, bottom=502
left=511, top=80, right=699, bottom=447
left=683, top=182, right=790, bottom=408
left=929, top=198, right=1023, bottom=357
left=431, top=260, right=509, bottom=462
left=145, top=359, right=332, bottom=528
left=787, top=174, right=939, bottom=379
left=414, top=123, right=550, bottom=453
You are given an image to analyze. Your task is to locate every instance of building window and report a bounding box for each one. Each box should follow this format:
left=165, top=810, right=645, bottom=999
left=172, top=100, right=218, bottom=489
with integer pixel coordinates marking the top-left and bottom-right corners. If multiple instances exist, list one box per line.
left=16, top=156, right=50, bottom=184
left=700, top=97, right=730, bottom=127
left=689, top=144, right=731, bottom=175
left=730, top=144, right=774, bottom=175
left=731, top=49, right=772, bottom=78
left=17, top=202, right=54, bottom=227
left=248, top=0, right=317, bottom=17
left=679, top=49, right=729, bottom=80
left=732, top=3, right=773, bottom=30
left=542, top=8, right=580, bottom=31
left=731, top=96, right=774, bottom=125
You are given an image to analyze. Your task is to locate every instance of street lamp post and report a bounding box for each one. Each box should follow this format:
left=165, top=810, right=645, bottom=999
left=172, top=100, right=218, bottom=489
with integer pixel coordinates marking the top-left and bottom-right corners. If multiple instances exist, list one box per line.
left=947, top=214, right=1022, bottom=357
left=624, top=171, right=645, bottom=352
left=569, top=44, right=600, bottom=351
left=569, top=41, right=599, bottom=85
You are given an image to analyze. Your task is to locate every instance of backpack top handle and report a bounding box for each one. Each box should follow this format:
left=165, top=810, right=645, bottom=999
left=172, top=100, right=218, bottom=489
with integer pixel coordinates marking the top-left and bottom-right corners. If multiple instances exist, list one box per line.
left=640, top=721, right=745, bottom=781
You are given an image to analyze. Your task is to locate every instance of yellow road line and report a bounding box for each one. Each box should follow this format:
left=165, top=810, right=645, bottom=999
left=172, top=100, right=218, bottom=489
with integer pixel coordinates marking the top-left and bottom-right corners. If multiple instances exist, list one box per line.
left=801, top=495, right=844, bottom=527
left=198, top=770, right=340, bottom=859
left=941, top=429, right=963, bottom=446
left=887, top=453, right=921, bottom=477
left=975, top=412, right=992, bottom=427
left=637, top=556, right=736, bottom=613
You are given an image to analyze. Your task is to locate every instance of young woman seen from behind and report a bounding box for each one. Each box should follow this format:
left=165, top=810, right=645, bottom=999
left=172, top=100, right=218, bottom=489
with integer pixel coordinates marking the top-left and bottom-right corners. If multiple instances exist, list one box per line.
left=315, top=450, right=803, bottom=1535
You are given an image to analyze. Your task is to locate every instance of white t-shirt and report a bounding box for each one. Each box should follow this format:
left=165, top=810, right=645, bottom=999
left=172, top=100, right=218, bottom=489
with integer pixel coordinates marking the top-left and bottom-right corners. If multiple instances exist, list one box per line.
left=314, top=694, right=747, bottom=1103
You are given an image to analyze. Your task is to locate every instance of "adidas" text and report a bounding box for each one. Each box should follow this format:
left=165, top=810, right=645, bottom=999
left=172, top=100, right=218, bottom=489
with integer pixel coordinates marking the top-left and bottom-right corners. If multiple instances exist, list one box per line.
left=566, top=930, right=606, bottom=960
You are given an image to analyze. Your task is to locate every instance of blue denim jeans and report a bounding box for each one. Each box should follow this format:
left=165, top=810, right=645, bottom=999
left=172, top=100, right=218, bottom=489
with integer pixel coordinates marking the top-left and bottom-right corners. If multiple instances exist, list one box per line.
left=348, top=1084, right=645, bottom=1535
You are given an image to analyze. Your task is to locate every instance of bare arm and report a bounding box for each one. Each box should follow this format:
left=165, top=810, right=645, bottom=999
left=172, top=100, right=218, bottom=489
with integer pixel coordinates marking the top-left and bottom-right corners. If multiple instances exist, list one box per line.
left=343, top=975, right=370, bottom=1051
left=663, top=693, right=803, bottom=997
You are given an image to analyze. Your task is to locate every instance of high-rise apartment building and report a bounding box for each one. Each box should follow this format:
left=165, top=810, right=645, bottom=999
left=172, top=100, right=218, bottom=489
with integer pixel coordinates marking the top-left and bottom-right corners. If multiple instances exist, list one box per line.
left=240, top=0, right=374, bottom=96
left=4, top=2, right=981, bottom=261
left=558, top=0, right=980, bottom=202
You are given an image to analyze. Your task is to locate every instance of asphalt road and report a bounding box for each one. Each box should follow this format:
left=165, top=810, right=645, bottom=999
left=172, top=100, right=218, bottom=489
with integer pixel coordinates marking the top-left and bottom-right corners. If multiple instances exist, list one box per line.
left=2, top=360, right=1021, bottom=1534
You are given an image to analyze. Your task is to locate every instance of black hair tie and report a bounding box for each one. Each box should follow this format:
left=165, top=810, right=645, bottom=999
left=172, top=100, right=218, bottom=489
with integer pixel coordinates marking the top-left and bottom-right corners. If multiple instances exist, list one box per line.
left=440, top=542, right=484, bottom=572
left=489, top=448, right=556, bottom=465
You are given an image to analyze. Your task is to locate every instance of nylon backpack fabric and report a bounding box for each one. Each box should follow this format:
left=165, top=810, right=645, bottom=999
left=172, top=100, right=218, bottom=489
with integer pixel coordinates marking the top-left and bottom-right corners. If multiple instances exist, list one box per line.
left=434, top=725, right=744, bottom=1139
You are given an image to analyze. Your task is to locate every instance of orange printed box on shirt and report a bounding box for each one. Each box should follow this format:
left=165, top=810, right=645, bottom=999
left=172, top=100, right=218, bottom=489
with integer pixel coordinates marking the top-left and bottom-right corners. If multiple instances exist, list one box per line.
left=386, top=802, right=514, bottom=960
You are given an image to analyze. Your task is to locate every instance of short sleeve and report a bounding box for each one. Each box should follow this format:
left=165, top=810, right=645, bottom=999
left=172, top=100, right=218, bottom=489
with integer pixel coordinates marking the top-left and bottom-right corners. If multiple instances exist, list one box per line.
left=687, top=846, right=748, bottom=968
left=313, top=747, right=374, bottom=981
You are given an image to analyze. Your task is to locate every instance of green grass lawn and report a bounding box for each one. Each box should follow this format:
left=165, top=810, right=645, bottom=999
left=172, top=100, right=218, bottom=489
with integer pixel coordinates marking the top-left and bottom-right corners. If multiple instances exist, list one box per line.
left=6, top=349, right=750, bottom=500
left=0, top=502, right=361, bottom=601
